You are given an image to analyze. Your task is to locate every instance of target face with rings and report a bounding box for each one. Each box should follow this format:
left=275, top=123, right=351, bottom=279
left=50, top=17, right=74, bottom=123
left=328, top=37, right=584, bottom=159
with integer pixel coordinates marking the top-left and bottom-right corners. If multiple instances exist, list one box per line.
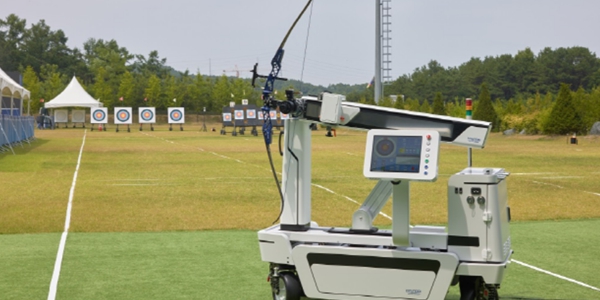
left=117, top=110, right=130, bottom=122
left=168, top=107, right=185, bottom=124
left=234, top=110, right=244, bottom=120
left=114, top=107, right=132, bottom=124
left=91, top=108, right=108, bottom=123
left=141, top=109, right=153, bottom=121
left=94, top=110, right=106, bottom=121
left=223, top=113, right=232, bottom=122
left=138, top=107, right=156, bottom=123
left=171, top=110, right=182, bottom=121
left=375, top=138, right=395, bottom=157
left=246, top=109, right=256, bottom=119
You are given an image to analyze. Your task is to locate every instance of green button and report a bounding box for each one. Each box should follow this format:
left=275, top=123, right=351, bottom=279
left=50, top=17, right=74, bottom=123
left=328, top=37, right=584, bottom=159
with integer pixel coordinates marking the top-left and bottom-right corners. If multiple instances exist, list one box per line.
left=425, top=159, right=429, bottom=163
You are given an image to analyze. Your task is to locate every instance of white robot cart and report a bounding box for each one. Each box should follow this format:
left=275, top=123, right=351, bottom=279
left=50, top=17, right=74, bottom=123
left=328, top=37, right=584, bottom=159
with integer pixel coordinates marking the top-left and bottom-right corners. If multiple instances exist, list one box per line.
left=258, top=93, right=512, bottom=300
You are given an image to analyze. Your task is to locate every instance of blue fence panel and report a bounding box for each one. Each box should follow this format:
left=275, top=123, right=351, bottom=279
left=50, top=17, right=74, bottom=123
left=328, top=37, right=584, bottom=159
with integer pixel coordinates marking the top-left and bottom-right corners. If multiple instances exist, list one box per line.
left=0, top=114, right=35, bottom=148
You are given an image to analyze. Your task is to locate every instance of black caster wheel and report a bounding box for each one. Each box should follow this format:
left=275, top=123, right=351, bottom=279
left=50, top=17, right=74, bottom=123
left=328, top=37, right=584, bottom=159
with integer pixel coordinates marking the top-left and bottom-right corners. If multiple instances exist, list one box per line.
left=459, top=276, right=499, bottom=300
left=272, top=273, right=302, bottom=300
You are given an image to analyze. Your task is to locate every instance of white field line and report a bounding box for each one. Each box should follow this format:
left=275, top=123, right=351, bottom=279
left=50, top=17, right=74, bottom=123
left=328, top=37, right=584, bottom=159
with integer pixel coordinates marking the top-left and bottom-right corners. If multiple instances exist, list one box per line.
left=311, top=183, right=392, bottom=221
left=532, top=181, right=564, bottom=189
left=48, top=130, right=87, bottom=300
left=585, top=191, right=600, bottom=197
left=511, top=259, right=600, bottom=292
left=141, top=132, right=245, bottom=163
left=141, top=132, right=600, bottom=290
left=511, top=172, right=557, bottom=176
left=110, top=183, right=176, bottom=186
left=539, top=176, right=584, bottom=179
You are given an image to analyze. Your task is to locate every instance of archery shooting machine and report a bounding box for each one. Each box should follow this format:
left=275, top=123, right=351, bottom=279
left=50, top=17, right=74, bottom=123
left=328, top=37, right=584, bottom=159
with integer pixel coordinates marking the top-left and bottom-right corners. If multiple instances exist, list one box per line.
left=258, top=92, right=512, bottom=300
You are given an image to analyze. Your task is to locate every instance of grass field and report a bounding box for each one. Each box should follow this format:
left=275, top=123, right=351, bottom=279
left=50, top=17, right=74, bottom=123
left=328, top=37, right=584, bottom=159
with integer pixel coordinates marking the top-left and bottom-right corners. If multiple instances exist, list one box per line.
left=1, top=123, right=600, bottom=299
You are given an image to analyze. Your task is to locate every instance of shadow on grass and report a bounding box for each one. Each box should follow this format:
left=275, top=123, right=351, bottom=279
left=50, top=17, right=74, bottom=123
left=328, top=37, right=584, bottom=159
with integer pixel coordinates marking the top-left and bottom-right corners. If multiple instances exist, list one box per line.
left=0, top=138, right=50, bottom=157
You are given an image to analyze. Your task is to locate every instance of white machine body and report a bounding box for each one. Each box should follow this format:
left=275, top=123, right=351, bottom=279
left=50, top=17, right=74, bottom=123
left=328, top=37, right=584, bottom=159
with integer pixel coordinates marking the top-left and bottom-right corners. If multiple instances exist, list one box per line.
left=258, top=94, right=511, bottom=300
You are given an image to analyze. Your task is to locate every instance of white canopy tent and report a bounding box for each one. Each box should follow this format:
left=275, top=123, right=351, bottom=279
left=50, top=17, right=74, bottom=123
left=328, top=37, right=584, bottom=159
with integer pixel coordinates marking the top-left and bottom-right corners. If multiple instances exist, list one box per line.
left=0, top=67, right=30, bottom=116
left=45, top=76, right=103, bottom=108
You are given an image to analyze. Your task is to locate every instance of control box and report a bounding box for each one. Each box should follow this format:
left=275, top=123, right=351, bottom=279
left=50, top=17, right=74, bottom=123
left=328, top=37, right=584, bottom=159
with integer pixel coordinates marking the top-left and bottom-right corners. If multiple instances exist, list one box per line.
left=363, top=130, right=440, bottom=181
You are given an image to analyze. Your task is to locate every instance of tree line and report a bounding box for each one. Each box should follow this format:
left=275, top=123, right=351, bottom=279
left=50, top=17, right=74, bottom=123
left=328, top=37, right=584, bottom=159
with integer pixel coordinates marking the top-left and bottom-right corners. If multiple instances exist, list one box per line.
left=2, top=13, right=600, bottom=134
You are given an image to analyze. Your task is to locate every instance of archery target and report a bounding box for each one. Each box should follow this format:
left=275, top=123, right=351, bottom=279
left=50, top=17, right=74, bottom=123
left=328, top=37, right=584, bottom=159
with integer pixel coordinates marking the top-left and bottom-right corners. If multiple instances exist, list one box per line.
left=222, top=113, right=232, bottom=122
left=280, top=113, right=290, bottom=120
left=114, top=107, right=132, bottom=124
left=234, top=110, right=244, bottom=120
left=54, top=110, right=68, bottom=123
left=246, top=109, right=256, bottom=119
left=258, top=111, right=264, bottom=119
left=138, top=107, right=156, bottom=124
left=91, top=107, right=108, bottom=124
left=269, top=111, right=277, bottom=119
left=168, top=107, right=185, bottom=124
left=71, top=110, right=85, bottom=123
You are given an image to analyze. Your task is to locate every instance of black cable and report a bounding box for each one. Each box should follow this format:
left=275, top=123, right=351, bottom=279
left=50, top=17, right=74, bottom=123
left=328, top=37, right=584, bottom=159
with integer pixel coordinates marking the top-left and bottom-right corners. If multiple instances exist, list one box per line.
left=278, top=131, right=285, bottom=156
left=265, top=142, right=285, bottom=225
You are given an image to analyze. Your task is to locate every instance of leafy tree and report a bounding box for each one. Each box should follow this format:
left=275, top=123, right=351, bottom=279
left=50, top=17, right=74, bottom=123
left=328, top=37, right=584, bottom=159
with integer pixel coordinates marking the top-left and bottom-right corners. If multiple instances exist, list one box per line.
left=39, top=64, right=66, bottom=100
left=162, top=74, right=178, bottom=108
left=432, top=92, right=445, bottom=115
left=404, top=98, right=420, bottom=111
left=379, top=96, right=394, bottom=108
left=0, top=14, right=26, bottom=71
left=22, top=66, right=42, bottom=114
left=545, top=83, right=583, bottom=134
left=212, top=75, right=231, bottom=110
left=21, top=20, right=72, bottom=74
left=93, top=66, right=114, bottom=108
left=393, top=95, right=404, bottom=109
left=144, top=74, right=162, bottom=108
left=473, top=83, right=499, bottom=130
left=117, top=71, right=135, bottom=106
left=419, top=100, right=432, bottom=113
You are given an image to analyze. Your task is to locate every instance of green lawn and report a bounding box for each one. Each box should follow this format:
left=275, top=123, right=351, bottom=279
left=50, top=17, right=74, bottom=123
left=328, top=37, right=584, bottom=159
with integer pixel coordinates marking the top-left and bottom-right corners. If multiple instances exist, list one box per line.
left=2, top=220, right=600, bottom=299
left=1, top=127, right=600, bottom=299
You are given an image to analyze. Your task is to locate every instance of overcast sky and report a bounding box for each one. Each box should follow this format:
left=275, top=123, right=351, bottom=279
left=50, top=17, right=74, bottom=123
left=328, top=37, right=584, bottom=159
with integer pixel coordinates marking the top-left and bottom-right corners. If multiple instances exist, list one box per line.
left=5, top=0, right=600, bottom=86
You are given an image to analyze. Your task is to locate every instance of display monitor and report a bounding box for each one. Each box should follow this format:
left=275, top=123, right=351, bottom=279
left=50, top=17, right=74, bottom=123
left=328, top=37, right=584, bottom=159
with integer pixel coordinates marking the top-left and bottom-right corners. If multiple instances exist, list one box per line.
left=363, top=129, right=440, bottom=181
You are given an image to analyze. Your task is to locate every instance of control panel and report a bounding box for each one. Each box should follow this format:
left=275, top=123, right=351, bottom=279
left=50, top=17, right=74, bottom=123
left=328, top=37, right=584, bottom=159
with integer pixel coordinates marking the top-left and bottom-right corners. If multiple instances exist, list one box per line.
left=363, top=129, right=440, bottom=181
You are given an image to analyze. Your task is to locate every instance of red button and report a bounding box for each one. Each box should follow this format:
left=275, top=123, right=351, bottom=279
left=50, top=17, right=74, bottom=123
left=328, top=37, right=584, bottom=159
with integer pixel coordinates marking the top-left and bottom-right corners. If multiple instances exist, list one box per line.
left=426, top=135, right=431, bottom=140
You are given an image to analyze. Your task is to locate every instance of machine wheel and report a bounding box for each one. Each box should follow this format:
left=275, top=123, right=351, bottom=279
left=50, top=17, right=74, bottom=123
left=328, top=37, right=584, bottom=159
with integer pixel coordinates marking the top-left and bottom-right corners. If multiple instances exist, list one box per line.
left=272, top=273, right=302, bottom=300
left=459, top=276, right=499, bottom=300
